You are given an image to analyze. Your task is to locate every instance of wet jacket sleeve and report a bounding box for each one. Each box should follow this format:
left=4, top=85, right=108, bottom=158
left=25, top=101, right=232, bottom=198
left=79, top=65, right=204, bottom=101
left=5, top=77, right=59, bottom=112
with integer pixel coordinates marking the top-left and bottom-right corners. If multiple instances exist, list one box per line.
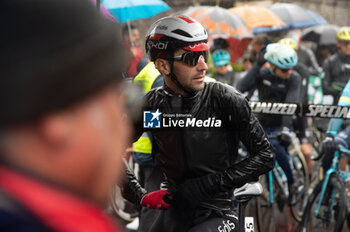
left=305, top=46, right=321, bottom=75
left=236, top=63, right=260, bottom=93
left=120, top=161, right=147, bottom=205
left=281, top=72, right=301, bottom=129
left=322, top=58, right=340, bottom=96
left=212, top=93, right=275, bottom=190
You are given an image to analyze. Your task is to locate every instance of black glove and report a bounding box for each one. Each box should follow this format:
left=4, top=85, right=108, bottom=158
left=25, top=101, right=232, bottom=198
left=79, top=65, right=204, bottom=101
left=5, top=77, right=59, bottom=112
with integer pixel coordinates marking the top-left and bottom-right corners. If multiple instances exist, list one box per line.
left=256, top=46, right=267, bottom=66
left=171, top=174, right=219, bottom=209
left=277, top=128, right=293, bottom=148
left=120, top=161, right=147, bottom=206
left=320, top=134, right=337, bottom=156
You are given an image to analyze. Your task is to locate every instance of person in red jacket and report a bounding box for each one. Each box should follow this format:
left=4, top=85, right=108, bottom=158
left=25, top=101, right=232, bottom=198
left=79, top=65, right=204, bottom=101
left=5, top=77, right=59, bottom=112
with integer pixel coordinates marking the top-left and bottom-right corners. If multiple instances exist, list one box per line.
left=123, top=24, right=143, bottom=77
left=0, top=0, right=131, bottom=231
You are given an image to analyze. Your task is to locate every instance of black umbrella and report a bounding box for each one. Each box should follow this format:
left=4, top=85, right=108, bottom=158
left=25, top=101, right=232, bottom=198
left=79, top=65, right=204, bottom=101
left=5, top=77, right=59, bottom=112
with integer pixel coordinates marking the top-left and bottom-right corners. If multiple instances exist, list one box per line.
left=302, top=24, right=339, bottom=45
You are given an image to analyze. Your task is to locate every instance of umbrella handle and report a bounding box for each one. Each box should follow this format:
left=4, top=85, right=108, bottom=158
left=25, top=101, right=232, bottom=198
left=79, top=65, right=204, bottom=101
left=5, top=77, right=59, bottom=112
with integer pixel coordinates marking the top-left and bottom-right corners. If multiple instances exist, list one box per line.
left=96, top=0, right=100, bottom=10
left=127, top=20, right=135, bottom=48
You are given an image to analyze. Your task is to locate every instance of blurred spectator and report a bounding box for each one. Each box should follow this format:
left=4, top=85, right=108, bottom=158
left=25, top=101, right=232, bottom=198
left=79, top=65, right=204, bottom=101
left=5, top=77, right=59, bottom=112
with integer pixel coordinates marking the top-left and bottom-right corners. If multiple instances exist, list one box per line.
left=237, top=53, right=258, bottom=101
left=0, top=0, right=130, bottom=231
left=316, top=44, right=338, bottom=67
left=298, top=44, right=322, bottom=75
left=249, top=35, right=269, bottom=64
left=210, top=38, right=229, bottom=52
left=287, top=29, right=321, bottom=75
left=123, top=24, right=143, bottom=77
left=137, top=58, right=149, bottom=74
left=242, top=55, right=253, bottom=71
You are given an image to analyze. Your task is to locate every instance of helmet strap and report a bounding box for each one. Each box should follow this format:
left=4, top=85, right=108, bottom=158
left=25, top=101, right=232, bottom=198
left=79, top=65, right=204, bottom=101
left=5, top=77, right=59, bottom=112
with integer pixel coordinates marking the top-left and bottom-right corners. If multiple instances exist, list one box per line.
left=268, top=66, right=276, bottom=77
left=168, top=59, right=195, bottom=96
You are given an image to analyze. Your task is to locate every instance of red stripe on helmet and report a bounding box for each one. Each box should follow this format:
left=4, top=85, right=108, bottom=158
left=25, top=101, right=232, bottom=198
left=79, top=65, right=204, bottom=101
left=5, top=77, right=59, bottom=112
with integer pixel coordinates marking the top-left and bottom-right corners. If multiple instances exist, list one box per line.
left=176, top=15, right=194, bottom=24
left=147, top=34, right=164, bottom=40
left=183, top=42, right=209, bottom=51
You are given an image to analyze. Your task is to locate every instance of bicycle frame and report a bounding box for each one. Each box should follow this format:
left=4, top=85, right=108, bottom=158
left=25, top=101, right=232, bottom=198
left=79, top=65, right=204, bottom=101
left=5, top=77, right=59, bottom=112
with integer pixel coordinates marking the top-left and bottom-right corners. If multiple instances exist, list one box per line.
left=267, top=162, right=288, bottom=204
left=314, top=146, right=350, bottom=218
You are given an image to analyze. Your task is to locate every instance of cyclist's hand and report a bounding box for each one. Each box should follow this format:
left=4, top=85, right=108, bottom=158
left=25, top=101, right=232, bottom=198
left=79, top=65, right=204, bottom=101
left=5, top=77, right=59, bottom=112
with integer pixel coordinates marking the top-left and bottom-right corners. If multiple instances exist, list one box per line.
left=320, top=134, right=337, bottom=156
left=256, top=46, right=267, bottom=66
left=141, top=190, right=171, bottom=210
left=277, top=128, right=293, bottom=148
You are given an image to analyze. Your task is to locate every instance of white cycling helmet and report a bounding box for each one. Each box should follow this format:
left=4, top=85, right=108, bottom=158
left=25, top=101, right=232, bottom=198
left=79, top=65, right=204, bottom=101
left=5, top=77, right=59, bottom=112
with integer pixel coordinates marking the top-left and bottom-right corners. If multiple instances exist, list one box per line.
left=264, top=43, right=298, bottom=69
left=145, top=15, right=209, bottom=61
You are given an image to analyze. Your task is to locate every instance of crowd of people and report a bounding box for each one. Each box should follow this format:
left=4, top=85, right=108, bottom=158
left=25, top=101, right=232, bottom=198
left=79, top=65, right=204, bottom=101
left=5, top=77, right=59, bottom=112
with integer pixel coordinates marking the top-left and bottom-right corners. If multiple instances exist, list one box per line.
left=125, top=9, right=350, bottom=232
left=2, top=0, right=350, bottom=231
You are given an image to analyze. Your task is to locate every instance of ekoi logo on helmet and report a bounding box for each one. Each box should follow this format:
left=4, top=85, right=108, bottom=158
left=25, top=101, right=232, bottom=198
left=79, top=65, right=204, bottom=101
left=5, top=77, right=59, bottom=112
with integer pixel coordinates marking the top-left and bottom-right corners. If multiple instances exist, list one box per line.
left=183, top=42, right=209, bottom=52
left=146, top=40, right=169, bottom=50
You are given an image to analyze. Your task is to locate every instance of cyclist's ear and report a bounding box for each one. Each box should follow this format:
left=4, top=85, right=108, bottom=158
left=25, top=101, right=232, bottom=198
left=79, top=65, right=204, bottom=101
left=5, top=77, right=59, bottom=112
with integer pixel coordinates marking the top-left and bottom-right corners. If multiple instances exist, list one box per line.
left=155, top=59, right=171, bottom=76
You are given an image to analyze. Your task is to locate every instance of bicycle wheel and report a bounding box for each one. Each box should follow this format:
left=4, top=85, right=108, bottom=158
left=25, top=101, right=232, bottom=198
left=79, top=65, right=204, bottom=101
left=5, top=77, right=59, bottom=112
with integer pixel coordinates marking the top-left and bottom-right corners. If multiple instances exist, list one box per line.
left=110, top=185, right=139, bottom=224
left=256, top=174, right=275, bottom=232
left=299, top=174, right=347, bottom=232
left=289, top=149, right=310, bottom=222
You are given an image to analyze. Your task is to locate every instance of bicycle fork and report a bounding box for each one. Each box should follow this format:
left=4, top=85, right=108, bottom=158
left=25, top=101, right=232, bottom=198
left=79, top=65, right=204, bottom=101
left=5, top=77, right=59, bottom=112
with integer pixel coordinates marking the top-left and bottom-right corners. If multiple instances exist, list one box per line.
left=314, top=151, right=340, bottom=219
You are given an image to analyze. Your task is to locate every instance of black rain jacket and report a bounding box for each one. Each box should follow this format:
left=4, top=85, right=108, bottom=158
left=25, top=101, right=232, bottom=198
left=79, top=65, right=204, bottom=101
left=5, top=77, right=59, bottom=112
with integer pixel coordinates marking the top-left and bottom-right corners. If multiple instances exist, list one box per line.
left=123, top=82, right=275, bottom=210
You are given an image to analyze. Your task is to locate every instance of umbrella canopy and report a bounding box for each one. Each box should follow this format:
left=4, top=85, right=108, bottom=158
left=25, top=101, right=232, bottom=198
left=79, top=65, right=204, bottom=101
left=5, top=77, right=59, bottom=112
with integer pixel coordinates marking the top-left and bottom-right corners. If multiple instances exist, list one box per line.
left=302, top=24, right=339, bottom=45
left=91, top=0, right=116, bottom=21
left=229, top=5, right=287, bottom=34
left=180, top=6, right=253, bottom=39
left=101, top=0, right=170, bottom=23
left=226, top=37, right=252, bottom=63
left=269, top=3, right=328, bottom=29
left=306, top=10, right=328, bottom=25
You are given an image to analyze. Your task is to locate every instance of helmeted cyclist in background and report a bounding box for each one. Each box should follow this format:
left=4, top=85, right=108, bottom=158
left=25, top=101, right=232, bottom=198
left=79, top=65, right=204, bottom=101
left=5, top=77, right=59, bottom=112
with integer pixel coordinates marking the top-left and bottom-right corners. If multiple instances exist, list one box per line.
left=322, top=26, right=350, bottom=104
left=285, top=29, right=322, bottom=76
left=278, top=38, right=314, bottom=175
left=125, top=15, right=275, bottom=232
left=320, top=79, right=350, bottom=174
left=237, top=43, right=301, bottom=206
left=209, top=49, right=238, bottom=87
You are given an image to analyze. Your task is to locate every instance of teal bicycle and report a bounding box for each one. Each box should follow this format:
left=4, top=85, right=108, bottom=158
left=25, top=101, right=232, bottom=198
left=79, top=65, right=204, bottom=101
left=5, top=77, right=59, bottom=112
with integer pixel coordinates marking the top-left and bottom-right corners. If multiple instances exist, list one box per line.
left=298, top=145, right=350, bottom=232
left=256, top=135, right=310, bottom=232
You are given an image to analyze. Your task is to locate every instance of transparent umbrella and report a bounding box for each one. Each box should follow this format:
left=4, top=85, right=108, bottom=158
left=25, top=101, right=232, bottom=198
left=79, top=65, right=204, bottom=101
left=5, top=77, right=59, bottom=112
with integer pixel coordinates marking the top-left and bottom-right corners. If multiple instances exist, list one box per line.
left=269, top=3, right=327, bottom=29
left=180, top=6, right=253, bottom=39
left=229, top=5, right=287, bottom=34
left=302, top=24, right=339, bottom=45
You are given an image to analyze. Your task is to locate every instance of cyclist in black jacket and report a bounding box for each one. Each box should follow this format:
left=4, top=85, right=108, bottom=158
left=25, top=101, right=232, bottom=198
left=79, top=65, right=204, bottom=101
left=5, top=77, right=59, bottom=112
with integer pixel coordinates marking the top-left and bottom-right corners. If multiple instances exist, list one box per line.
left=322, top=27, right=350, bottom=104
left=237, top=43, right=301, bottom=206
left=278, top=38, right=314, bottom=178
left=123, top=15, right=275, bottom=232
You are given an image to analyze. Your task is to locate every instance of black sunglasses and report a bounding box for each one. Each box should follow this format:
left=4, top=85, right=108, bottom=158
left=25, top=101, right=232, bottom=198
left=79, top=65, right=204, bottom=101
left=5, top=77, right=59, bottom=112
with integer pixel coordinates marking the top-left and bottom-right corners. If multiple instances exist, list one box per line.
left=169, top=51, right=208, bottom=66
left=280, top=67, right=293, bottom=73
left=340, top=40, right=350, bottom=46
